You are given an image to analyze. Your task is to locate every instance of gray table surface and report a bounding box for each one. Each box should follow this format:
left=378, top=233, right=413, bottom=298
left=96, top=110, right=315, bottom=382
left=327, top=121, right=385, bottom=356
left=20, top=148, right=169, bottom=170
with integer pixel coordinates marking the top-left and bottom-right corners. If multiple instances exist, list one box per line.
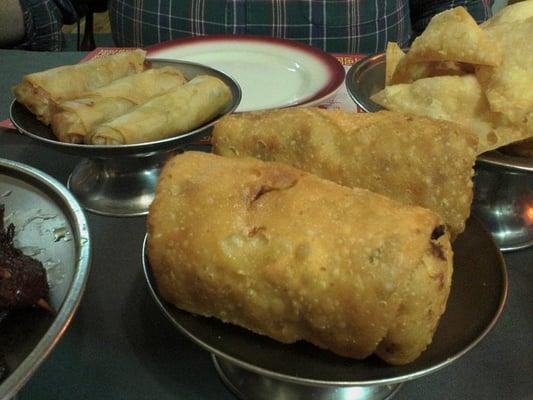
left=0, top=49, right=531, bottom=400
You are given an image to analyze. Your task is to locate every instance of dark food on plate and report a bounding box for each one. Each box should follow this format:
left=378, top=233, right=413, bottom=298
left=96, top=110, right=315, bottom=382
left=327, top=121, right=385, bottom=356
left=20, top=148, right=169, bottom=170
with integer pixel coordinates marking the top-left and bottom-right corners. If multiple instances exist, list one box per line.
left=147, top=152, right=453, bottom=365
left=13, top=49, right=146, bottom=125
left=371, top=3, right=533, bottom=155
left=0, top=205, right=51, bottom=380
left=87, top=75, right=232, bottom=145
left=212, top=107, right=477, bottom=239
left=0, top=205, right=49, bottom=311
left=51, top=66, right=187, bottom=144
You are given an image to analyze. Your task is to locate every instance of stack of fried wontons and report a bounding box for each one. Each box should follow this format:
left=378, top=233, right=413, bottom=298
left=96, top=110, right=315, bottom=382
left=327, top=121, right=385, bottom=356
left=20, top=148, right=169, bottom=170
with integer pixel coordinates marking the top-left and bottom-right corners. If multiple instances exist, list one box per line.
left=371, top=1, right=533, bottom=157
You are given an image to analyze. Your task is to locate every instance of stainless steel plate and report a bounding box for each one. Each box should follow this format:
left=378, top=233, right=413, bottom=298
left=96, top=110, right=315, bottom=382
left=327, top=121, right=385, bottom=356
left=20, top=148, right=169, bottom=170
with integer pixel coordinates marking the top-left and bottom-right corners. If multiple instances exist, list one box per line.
left=0, top=158, right=91, bottom=400
left=344, top=53, right=386, bottom=113
left=142, top=216, right=507, bottom=388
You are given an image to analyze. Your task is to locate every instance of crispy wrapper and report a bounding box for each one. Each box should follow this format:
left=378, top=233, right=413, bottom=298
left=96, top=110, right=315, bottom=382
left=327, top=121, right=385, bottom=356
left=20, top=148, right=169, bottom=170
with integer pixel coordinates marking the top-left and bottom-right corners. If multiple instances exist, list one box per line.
left=87, top=75, right=232, bottom=145
left=385, top=42, right=405, bottom=86
left=147, top=151, right=453, bottom=365
left=476, top=16, right=533, bottom=132
left=390, top=59, right=471, bottom=85
left=405, top=7, right=501, bottom=67
left=371, top=75, right=531, bottom=154
left=212, top=108, right=477, bottom=239
left=51, top=67, right=187, bottom=143
left=12, top=49, right=146, bottom=125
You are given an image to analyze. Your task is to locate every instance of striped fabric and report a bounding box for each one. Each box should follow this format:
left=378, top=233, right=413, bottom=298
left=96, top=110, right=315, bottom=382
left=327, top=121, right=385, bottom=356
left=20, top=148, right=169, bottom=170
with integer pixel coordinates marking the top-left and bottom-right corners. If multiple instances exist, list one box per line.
left=17, top=0, right=78, bottom=51
left=109, top=0, right=493, bottom=54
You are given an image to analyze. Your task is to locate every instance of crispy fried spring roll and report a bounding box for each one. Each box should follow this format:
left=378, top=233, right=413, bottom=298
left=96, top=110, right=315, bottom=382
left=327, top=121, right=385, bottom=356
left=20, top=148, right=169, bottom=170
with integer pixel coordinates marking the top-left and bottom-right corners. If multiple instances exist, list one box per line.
left=51, top=67, right=187, bottom=143
left=13, top=49, right=146, bottom=125
left=87, top=75, right=232, bottom=145
left=147, top=152, right=453, bottom=365
left=212, top=108, right=477, bottom=239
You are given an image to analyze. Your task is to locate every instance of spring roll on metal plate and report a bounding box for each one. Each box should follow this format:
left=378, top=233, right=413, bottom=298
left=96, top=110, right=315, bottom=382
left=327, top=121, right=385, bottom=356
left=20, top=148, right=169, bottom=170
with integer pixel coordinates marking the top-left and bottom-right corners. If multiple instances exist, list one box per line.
left=50, top=67, right=187, bottom=143
left=13, top=49, right=146, bottom=125
left=212, top=108, right=478, bottom=239
left=147, top=151, right=453, bottom=365
left=87, top=75, right=232, bottom=145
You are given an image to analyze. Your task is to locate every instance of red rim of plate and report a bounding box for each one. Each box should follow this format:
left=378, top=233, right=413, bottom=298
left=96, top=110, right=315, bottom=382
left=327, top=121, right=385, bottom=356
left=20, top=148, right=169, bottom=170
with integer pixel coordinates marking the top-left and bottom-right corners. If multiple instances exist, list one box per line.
left=146, top=34, right=345, bottom=109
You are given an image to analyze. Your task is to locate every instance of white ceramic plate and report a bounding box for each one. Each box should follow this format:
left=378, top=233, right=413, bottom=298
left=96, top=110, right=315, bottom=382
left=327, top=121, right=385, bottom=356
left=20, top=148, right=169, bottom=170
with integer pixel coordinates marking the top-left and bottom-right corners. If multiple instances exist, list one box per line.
left=147, top=35, right=345, bottom=112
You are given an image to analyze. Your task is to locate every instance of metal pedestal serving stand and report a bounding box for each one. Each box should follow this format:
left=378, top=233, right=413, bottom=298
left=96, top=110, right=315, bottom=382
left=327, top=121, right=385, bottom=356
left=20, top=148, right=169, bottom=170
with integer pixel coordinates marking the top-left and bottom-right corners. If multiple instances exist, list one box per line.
left=143, top=217, right=507, bottom=400
left=474, top=151, right=533, bottom=251
left=10, top=60, right=242, bottom=217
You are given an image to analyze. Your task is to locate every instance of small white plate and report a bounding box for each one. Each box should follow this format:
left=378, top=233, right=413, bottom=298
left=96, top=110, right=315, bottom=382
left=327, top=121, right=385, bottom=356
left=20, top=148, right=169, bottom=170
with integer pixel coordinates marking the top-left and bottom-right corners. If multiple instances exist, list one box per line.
left=147, top=35, right=345, bottom=112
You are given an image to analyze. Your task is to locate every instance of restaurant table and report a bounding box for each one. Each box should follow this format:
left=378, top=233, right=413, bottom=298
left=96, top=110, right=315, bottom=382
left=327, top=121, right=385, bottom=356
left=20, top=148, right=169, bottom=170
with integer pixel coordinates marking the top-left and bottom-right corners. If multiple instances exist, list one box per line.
left=0, top=49, right=531, bottom=400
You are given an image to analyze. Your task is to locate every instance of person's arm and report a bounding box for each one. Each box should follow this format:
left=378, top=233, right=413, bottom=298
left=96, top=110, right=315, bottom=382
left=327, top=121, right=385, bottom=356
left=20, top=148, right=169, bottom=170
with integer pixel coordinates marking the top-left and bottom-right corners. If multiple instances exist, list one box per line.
left=0, top=0, right=25, bottom=48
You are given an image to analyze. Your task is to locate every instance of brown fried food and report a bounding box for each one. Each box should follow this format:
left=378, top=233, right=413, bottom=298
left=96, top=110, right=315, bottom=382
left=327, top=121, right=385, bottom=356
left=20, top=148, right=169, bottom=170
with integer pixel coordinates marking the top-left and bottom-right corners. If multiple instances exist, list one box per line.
left=12, top=49, right=146, bottom=125
left=390, top=59, right=470, bottom=85
left=371, top=75, right=530, bottom=154
left=147, top=152, right=453, bottom=365
left=87, top=75, right=232, bottom=145
left=405, top=7, right=501, bottom=66
left=385, top=42, right=405, bottom=85
left=51, top=67, right=187, bottom=143
left=476, top=16, right=533, bottom=133
left=212, top=107, right=477, bottom=239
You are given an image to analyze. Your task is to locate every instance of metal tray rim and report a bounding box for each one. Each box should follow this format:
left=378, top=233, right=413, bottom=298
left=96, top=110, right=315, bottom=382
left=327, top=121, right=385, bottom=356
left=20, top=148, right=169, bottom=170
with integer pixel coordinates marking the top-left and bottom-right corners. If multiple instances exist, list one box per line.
left=0, top=158, right=91, bottom=400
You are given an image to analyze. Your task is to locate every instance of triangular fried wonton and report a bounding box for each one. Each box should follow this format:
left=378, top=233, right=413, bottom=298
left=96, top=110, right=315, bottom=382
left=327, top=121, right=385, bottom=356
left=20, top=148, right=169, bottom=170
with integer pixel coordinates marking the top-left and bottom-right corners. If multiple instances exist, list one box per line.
left=390, top=59, right=470, bottom=85
left=371, top=75, right=530, bottom=154
left=476, top=16, right=533, bottom=131
left=406, top=7, right=501, bottom=67
left=385, top=42, right=405, bottom=86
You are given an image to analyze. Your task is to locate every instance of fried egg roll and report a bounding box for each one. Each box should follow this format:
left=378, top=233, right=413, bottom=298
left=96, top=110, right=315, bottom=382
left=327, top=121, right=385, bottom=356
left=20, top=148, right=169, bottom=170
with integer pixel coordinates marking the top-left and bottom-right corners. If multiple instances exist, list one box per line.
left=87, top=75, right=232, bottom=145
left=212, top=108, right=477, bottom=239
left=147, top=151, right=453, bottom=365
left=51, top=67, right=187, bottom=143
left=13, top=49, right=146, bottom=125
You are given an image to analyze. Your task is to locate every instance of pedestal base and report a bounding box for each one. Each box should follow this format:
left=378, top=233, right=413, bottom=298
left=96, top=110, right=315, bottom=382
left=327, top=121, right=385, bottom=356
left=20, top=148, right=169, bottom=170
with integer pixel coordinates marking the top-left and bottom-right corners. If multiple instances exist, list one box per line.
left=67, top=150, right=178, bottom=217
left=473, top=163, right=533, bottom=252
left=212, top=356, right=403, bottom=400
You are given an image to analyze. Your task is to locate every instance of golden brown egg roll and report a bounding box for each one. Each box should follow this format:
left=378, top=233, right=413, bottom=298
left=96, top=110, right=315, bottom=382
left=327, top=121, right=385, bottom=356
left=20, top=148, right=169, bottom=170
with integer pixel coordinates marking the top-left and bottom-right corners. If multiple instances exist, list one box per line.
left=147, top=151, right=453, bottom=365
left=13, top=49, right=146, bottom=125
left=87, top=75, right=232, bottom=145
left=212, top=108, right=477, bottom=239
left=51, top=67, right=187, bottom=143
